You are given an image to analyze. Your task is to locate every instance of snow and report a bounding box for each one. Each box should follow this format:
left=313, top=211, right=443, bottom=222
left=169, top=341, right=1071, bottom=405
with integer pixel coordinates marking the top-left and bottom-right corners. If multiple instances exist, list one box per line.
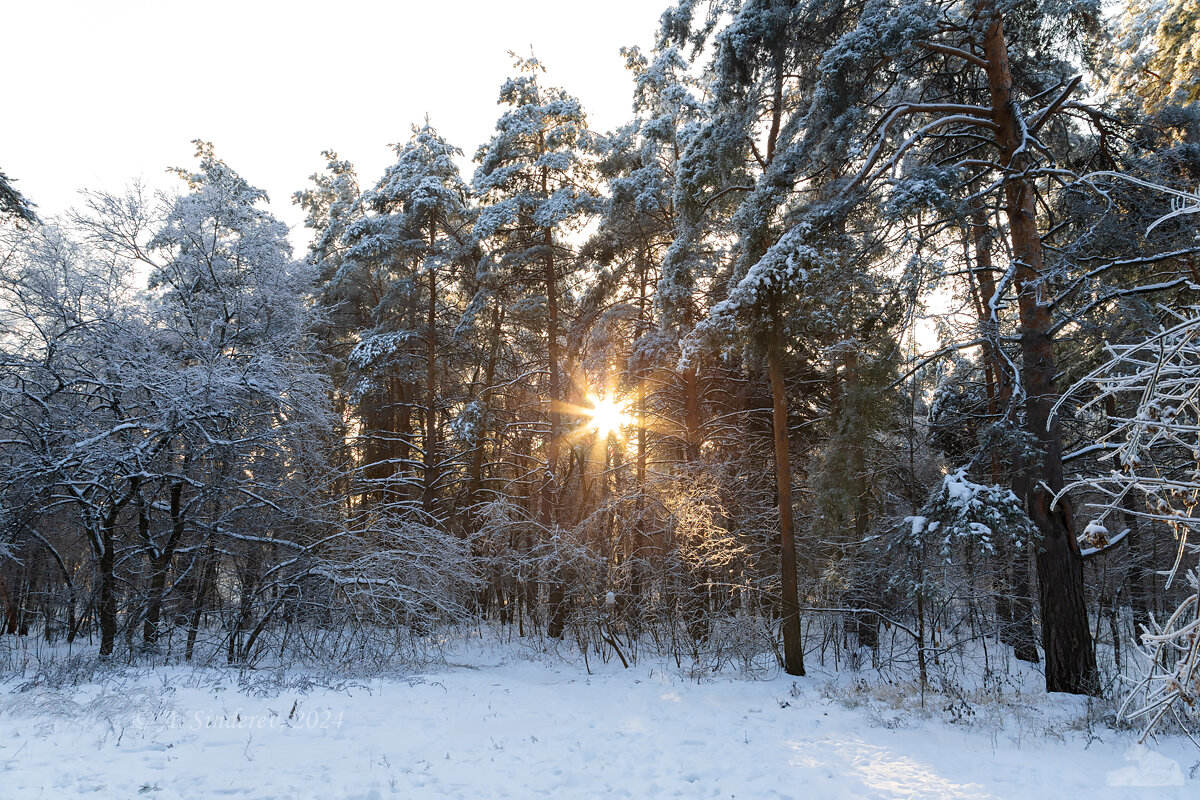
left=1078, top=522, right=1130, bottom=557
left=1, top=646, right=1196, bottom=799
left=1107, top=745, right=1186, bottom=787
left=912, top=470, right=1034, bottom=555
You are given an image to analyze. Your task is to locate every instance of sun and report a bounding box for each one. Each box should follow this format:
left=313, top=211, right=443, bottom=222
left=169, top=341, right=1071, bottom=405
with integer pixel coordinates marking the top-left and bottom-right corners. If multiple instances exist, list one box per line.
left=585, top=393, right=630, bottom=438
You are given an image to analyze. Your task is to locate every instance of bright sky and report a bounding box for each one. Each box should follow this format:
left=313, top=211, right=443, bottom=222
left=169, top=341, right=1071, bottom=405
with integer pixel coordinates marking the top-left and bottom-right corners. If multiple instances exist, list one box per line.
left=2, top=0, right=667, bottom=249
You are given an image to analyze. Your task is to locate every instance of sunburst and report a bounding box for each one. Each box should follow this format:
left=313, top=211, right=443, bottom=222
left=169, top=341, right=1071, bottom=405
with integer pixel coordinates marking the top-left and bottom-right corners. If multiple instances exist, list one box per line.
left=584, top=393, right=630, bottom=438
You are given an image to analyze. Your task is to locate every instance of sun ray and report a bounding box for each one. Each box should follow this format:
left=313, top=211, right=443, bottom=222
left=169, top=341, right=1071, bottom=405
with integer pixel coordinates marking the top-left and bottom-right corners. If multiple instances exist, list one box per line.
left=584, top=392, right=630, bottom=438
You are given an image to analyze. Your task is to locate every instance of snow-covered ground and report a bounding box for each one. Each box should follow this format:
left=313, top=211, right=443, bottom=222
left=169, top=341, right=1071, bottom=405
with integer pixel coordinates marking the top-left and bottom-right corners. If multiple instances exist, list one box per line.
left=0, top=644, right=1195, bottom=799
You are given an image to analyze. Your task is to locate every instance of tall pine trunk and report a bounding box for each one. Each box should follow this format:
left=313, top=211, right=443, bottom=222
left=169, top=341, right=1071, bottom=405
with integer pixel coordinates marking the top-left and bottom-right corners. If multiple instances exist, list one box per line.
left=767, top=311, right=804, bottom=676
left=983, top=10, right=1097, bottom=694
left=97, top=525, right=117, bottom=657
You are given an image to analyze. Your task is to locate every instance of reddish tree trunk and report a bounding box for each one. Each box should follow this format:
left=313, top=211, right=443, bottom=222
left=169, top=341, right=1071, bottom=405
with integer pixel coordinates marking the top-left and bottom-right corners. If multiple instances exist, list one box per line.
left=983, top=10, right=1097, bottom=694
left=767, top=314, right=805, bottom=676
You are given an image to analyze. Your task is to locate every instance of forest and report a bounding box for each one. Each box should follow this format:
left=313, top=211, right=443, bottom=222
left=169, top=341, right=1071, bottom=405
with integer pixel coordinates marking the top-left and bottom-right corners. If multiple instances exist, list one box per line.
left=2, top=0, right=1199, bottom=753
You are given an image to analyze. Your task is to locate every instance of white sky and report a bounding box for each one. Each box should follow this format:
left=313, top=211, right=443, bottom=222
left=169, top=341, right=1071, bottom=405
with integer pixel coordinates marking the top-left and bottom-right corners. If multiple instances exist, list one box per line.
left=2, top=0, right=667, bottom=249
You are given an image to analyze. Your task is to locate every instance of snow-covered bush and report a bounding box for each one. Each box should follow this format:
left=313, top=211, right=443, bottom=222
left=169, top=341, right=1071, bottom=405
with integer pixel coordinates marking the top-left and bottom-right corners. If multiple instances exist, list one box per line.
left=905, top=469, right=1036, bottom=558
left=1063, top=308, right=1200, bottom=738
left=892, top=469, right=1041, bottom=679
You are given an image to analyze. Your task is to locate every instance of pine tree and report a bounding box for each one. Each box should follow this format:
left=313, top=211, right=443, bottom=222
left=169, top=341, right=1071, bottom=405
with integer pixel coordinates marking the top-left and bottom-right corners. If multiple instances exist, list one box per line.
left=473, top=55, right=602, bottom=637
left=776, top=0, right=1107, bottom=694
left=1110, top=0, right=1200, bottom=110
left=659, top=0, right=882, bottom=677
left=342, top=123, right=473, bottom=519
left=0, top=168, right=36, bottom=222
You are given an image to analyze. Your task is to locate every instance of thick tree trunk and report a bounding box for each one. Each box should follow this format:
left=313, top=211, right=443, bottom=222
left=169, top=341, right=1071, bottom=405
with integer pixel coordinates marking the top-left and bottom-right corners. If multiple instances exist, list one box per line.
left=0, top=578, right=18, bottom=635
left=767, top=314, right=805, bottom=676
left=139, top=500, right=160, bottom=648
left=98, top=524, right=117, bottom=657
left=95, top=476, right=142, bottom=658
left=983, top=10, right=1097, bottom=694
left=144, top=481, right=187, bottom=649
